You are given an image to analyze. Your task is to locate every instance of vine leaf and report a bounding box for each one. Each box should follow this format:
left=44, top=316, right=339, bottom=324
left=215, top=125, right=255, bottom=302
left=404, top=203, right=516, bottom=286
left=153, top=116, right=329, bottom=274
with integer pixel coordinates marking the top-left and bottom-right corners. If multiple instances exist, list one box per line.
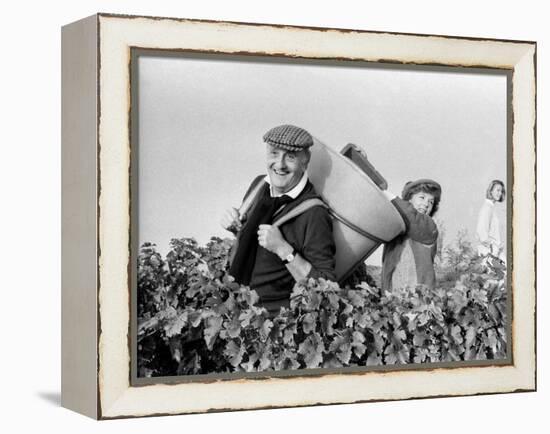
left=204, top=315, right=223, bottom=350
left=298, top=332, right=325, bottom=368
left=224, top=340, right=245, bottom=367
left=164, top=311, right=188, bottom=338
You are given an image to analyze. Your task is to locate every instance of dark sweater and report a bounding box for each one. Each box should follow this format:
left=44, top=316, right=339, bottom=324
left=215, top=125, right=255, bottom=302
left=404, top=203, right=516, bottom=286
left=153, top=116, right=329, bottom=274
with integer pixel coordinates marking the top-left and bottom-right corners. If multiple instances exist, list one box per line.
left=237, top=175, right=336, bottom=315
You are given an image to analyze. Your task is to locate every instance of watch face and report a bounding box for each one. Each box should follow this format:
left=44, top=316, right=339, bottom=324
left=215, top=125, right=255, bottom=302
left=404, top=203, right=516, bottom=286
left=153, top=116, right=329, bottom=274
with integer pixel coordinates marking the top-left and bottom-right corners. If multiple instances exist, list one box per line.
left=285, top=252, right=295, bottom=263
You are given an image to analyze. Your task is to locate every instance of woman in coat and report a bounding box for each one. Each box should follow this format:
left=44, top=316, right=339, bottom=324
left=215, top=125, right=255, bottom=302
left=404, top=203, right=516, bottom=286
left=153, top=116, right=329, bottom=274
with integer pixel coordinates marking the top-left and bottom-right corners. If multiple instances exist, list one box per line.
left=476, top=180, right=506, bottom=260
left=381, top=179, right=442, bottom=291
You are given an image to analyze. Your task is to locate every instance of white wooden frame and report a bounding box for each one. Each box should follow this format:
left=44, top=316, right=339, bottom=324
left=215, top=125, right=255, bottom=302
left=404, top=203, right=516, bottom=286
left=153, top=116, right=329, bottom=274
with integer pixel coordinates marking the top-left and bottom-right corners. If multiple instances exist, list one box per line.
left=61, top=13, right=536, bottom=419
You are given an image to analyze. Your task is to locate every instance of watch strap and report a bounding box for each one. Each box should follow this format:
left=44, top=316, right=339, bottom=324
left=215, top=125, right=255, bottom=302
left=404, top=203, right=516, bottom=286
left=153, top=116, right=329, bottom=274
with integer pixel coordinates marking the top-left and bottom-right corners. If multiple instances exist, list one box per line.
left=282, top=249, right=296, bottom=264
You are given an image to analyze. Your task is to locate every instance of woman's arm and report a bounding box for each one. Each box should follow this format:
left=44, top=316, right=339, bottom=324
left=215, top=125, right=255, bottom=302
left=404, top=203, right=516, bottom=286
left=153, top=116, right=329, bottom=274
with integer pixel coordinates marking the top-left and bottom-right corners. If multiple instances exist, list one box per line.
left=384, top=191, right=438, bottom=245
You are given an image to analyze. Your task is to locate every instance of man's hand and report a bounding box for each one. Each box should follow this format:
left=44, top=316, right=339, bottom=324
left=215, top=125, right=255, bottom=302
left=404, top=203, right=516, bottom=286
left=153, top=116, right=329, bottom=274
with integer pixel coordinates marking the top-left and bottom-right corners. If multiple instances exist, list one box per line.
left=258, top=224, right=312, bottom=279
left=220, top=207, right=242, bottom=233
left=257, top=224, right=292, bottom=258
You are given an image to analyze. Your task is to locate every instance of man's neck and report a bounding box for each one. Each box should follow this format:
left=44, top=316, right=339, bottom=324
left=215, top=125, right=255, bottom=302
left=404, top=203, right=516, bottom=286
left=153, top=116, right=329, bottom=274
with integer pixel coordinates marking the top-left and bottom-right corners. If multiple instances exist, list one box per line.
left=268, top=171, right=308, bottom=198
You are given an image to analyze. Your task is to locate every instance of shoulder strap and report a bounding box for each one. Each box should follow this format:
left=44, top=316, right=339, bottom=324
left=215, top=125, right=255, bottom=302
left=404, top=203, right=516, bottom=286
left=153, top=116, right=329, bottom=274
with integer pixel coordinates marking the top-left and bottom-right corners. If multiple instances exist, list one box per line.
left=273, top=198, right=327, bottom=227
left=238, top=178, right=266, bottom=220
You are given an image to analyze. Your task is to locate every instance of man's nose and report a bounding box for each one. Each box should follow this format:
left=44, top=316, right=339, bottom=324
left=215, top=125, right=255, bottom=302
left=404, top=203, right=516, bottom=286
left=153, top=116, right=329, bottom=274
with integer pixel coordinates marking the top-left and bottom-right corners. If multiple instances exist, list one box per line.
left=275, top=154, right=287, bottom=168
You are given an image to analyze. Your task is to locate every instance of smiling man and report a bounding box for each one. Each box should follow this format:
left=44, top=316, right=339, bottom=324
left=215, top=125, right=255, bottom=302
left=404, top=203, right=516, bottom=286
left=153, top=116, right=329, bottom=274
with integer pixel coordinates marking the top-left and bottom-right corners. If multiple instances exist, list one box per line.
left=221, top=124, right=336, bottom=315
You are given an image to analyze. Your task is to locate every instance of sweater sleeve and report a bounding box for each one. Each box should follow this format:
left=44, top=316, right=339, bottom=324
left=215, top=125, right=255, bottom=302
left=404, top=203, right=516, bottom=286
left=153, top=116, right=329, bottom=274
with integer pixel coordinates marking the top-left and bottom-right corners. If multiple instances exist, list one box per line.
left=391, top=197, right=438, bottom=245
left=300, top=206, right=337, bottom=281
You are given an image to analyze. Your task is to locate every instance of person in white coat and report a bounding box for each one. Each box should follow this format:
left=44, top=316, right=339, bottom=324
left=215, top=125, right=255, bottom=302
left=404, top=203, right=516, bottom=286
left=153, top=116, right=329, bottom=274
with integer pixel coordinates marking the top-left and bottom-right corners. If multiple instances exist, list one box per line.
left=476, top=180, right=506, bottom=260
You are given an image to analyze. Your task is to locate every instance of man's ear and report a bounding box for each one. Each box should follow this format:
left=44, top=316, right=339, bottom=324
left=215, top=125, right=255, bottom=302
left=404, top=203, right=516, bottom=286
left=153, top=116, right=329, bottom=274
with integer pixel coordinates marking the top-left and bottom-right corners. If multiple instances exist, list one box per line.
left=302, top=149, right=311, bottom=166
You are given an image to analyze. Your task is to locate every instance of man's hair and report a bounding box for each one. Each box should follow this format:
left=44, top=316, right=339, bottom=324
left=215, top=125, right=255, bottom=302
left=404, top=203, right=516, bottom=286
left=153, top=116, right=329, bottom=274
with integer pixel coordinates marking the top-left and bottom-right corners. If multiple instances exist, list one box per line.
left=402, top=182, right=441, bottom=217
left=486, top=179, right=506, bottom=202
left=301, top=148, right=311, bottom=165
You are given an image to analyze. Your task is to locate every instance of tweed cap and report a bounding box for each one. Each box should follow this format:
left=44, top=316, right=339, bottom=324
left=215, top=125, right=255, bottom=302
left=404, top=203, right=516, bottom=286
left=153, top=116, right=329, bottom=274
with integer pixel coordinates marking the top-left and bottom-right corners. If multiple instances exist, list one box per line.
left=263, top=124, right=314, bottom=152
left=401, top=178, right=442, bottom=200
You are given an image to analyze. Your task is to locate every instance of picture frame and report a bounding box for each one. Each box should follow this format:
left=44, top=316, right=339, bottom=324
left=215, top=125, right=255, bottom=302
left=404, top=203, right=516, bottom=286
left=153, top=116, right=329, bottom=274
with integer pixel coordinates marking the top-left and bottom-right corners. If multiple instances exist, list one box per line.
left=61, top=13, right=536, bottom=419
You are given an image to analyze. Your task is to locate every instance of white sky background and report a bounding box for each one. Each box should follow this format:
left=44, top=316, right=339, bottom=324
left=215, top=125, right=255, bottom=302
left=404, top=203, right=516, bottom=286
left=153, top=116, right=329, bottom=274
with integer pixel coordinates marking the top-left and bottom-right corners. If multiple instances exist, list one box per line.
left=137, top=54, right=507, bottom=265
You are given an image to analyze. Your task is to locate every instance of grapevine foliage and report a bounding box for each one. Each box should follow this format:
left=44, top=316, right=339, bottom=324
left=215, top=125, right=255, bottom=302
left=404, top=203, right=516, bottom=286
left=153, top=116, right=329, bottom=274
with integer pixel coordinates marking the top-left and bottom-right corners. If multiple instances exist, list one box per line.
left=137, top=236, right=507, bottom=377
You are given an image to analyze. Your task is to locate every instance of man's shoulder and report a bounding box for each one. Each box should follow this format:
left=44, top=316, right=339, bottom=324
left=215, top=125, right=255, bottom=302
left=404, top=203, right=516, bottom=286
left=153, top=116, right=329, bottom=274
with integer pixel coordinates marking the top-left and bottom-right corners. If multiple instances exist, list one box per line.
left=297, top=180, right=319, bottom=200
left=290, top=182, right=328, bottom=218
left=302, top=202, right=331, bottom=219
left=292, top=200, right=331, bottom=228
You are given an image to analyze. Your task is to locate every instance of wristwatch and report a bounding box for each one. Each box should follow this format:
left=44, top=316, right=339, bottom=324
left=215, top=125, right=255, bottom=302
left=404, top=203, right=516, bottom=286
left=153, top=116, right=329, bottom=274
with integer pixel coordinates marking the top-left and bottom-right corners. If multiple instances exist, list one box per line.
left=282, top=249, right=296, bottom=264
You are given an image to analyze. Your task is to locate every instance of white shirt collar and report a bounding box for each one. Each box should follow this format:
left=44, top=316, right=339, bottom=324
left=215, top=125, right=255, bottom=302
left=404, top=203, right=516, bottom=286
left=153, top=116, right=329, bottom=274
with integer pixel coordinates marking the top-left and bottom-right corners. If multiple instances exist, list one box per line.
left=485, top=198, right=495, bottom=207
left=265, top=171, right=308, bottom=199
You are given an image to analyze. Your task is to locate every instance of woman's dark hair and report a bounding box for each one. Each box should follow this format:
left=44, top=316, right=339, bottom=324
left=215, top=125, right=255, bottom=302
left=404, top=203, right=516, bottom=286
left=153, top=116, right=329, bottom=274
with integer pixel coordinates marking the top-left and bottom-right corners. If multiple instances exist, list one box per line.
left=402, top=182, right=441, bottom=217
left=486, top=180, right=506, bottom=202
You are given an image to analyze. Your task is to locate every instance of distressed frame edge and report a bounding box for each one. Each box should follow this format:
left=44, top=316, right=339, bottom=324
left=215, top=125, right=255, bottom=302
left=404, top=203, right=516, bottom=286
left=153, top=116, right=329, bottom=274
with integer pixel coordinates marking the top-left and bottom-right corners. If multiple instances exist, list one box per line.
left=95, top=11, right=536, bottom=46
left=61, top=13, right=101, bottom=420
left=94, top=14, right=537, bottom=419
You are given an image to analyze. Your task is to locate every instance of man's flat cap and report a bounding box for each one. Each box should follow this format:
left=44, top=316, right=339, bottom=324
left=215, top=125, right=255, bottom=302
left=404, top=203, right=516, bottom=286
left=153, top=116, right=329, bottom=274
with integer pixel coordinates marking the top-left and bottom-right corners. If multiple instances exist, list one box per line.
left=263, top=124, right=314, bottom=152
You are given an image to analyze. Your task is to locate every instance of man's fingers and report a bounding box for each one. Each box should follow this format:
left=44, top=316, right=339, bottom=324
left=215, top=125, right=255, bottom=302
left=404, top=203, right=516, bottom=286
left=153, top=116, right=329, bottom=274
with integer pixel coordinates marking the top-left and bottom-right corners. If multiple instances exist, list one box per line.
left=230, top=208, right=240, bottom=220
left=257, top=234, right=266, bottom=247
left=221, top=207, right=243, bottom=232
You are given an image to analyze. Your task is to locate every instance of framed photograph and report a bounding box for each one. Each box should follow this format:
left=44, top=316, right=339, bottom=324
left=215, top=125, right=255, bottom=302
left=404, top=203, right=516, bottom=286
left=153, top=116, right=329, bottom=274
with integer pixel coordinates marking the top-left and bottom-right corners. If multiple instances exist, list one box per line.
left=61, top=13, right=536, bottom=419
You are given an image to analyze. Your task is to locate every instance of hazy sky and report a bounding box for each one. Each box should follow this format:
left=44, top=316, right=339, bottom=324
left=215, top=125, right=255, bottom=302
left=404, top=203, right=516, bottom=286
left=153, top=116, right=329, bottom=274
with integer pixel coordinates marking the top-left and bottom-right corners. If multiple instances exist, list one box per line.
left=137, top=53, right=507, bottom=265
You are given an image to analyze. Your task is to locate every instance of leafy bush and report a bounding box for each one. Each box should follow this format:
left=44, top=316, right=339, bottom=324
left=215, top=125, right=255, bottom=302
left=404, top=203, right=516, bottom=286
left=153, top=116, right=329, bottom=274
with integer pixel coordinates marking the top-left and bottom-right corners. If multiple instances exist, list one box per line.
left=137, top=236, right=507, bottom=377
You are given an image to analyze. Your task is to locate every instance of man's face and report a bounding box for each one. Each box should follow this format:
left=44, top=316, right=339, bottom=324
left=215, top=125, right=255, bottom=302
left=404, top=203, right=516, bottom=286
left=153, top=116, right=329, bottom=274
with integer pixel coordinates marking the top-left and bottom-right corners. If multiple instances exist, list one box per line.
left=409, top=191, right=435, bottom=216
left=266, top=144, right=308, bottom=195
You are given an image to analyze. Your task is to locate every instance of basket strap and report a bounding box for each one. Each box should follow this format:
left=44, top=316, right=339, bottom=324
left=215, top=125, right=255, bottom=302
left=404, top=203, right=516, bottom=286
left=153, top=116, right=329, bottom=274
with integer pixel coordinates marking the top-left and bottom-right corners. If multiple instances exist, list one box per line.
left=243, top=184, right=391, bottom=244
left=238, top=179, right=266, bottom=220
left=327, top=208, right=389, bottom=244
left=272, top=198, right=326, bottom=227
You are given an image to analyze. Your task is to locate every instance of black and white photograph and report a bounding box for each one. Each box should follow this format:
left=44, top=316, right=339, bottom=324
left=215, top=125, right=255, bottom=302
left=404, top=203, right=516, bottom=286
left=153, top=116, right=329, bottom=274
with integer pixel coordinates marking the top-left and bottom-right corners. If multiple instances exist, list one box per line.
left=3, top=0, right=544, bottom=428
left=134, top=52, right=510, bottom=379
